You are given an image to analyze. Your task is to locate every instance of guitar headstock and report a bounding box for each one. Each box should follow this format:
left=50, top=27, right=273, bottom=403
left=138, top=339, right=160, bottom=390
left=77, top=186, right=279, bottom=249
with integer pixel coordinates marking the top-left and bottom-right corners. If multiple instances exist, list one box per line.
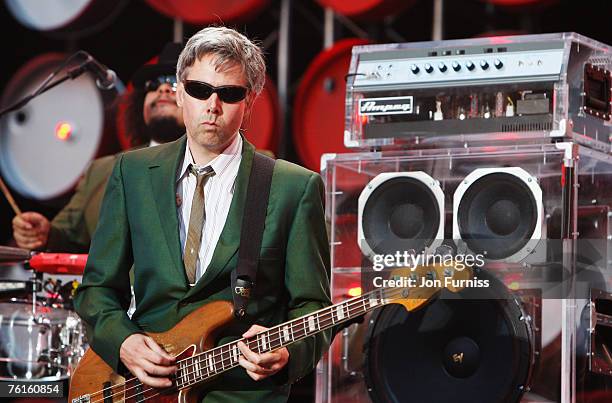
left=382, top=261, right=474, bottom=312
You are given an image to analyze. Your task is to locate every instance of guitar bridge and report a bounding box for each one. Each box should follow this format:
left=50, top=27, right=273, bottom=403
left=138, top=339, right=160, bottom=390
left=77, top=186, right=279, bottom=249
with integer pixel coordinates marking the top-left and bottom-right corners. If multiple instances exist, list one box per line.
left=72, top=394, right=90, bottom=403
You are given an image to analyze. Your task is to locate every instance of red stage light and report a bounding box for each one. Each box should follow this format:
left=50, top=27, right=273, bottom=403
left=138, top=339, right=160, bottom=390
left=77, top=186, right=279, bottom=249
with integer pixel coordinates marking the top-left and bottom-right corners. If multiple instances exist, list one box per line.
left=55, top=122, right=73, bottom=141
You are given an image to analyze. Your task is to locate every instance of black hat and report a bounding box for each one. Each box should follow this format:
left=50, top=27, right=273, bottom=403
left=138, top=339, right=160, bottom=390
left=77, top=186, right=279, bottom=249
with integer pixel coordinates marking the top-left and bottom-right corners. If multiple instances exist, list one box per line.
left=131, top=42, right=183, bottom=88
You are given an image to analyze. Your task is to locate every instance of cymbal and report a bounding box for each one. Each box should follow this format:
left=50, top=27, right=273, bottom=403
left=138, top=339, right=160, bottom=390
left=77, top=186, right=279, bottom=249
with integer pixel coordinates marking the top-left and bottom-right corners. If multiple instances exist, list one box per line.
left=0, top=245, right=32, bottom=263
left=29, top=253, right=87, bottom=275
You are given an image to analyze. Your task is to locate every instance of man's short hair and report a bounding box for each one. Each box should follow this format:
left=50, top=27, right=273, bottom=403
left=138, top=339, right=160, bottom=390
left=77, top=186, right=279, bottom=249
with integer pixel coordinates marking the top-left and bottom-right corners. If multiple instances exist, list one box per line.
left=177, top=26, right=266, bottom=96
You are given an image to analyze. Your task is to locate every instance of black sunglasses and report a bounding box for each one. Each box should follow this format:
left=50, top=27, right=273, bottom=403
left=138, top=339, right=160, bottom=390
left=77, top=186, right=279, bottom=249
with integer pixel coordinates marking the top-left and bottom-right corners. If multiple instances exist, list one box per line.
left=184, top=80, right=248, bottom=103
left=144, top=75, right=177, bottom=93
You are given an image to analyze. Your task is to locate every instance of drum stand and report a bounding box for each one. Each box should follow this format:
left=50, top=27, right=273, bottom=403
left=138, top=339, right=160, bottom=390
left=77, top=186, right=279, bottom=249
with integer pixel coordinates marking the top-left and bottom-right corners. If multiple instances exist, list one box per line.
left=24, top=261, right=43, bottom=314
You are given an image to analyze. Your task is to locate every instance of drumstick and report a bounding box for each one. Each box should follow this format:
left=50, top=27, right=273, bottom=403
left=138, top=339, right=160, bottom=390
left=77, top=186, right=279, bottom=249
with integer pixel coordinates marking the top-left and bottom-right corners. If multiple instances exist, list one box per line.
left=0, top=175, right=21, bottom=215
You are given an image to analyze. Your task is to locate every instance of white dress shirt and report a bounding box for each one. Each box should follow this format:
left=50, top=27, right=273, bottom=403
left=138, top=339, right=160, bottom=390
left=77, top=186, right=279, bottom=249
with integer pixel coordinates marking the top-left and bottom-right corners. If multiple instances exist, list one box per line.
left=176, top=134, right=242, bottom=283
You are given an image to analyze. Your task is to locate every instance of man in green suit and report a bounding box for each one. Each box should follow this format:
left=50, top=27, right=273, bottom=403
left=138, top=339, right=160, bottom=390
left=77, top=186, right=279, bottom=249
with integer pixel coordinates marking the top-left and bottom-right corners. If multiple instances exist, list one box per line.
left=74, top=26, right=332, bottom=402
left=11, top=43, right=185, bottom=253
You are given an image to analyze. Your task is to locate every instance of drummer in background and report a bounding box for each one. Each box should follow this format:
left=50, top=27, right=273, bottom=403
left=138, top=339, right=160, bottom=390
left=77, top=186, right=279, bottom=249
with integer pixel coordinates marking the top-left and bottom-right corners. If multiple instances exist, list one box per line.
left=11, top=43, right=185, bottom=252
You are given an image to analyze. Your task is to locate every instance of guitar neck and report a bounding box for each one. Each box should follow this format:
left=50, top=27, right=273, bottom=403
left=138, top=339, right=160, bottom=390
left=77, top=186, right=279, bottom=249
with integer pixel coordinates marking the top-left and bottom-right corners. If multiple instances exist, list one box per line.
left=175, top=286, right=400, bottom=389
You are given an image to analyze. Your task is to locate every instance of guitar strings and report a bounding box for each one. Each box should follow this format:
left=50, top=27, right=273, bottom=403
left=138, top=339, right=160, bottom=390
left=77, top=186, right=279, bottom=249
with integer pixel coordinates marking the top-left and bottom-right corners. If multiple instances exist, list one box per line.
left=121, top=287, right=408, bottom=403
left=81, top=286, right=412, bottom=403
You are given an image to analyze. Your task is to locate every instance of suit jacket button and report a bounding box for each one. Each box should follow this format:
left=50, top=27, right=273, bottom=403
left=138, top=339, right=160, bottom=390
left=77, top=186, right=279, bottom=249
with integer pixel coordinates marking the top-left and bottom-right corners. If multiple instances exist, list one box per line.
left=179, top=301, right=188, bottom=307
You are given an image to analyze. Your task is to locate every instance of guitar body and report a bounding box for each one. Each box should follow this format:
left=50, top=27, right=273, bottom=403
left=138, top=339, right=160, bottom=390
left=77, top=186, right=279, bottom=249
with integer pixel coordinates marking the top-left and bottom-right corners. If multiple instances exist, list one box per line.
left=68, top=300, right=235, bottom=403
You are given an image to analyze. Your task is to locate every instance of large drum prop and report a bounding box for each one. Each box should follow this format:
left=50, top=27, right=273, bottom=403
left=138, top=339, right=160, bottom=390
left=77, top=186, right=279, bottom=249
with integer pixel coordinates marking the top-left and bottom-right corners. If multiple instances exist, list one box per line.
left=145, top=0, right=270, bottom=24
left=0, top=53, right=120, bottom=201
left=293, top=39, right=370, bottom=171
left=5, top=0, right=127, bottom=38
left=316, top=0, right=417, bottom=20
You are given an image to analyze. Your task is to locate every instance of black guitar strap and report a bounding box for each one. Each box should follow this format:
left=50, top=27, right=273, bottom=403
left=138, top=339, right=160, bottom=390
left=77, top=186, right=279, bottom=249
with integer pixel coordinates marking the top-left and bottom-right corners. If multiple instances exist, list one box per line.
left=231, top=152, right=276, bottom=318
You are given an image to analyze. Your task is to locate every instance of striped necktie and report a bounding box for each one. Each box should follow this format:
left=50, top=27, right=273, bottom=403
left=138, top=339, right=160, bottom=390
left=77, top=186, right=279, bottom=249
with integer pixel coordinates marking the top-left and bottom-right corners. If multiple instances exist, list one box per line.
left=183, top=164, right=215, bottom=285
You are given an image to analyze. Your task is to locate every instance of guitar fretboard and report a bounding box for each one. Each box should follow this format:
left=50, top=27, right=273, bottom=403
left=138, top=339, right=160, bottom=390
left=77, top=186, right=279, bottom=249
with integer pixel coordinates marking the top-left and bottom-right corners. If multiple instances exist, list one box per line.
left=175, top=286, right=401, bottom=389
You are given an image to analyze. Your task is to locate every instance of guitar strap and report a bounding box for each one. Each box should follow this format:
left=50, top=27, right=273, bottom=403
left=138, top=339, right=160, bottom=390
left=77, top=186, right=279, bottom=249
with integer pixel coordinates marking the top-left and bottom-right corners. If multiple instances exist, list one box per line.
left=231, top=151, right=276, bottom=318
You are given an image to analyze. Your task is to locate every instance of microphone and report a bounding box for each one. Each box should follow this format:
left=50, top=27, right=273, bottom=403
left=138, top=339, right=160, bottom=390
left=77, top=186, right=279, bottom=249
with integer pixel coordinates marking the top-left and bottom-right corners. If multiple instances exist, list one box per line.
left=82, top=53, right=117, bottom=90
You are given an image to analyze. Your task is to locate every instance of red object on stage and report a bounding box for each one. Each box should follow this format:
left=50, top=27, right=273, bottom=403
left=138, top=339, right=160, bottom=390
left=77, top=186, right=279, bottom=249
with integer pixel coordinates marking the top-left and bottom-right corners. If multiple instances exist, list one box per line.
left=29, top=253, right=87, bottom=275
left=242, top=76, right=280, bottom=155
left=293, top=39, right=370, bottom=171
left=316, top=0, right=416, bottom=20
left=145, top=0, right=270, bottom=25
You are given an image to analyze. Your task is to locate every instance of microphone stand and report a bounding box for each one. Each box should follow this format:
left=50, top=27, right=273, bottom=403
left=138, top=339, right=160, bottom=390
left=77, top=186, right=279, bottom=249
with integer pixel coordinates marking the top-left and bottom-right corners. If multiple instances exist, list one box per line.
left=0, top=61, right=89, bottom=118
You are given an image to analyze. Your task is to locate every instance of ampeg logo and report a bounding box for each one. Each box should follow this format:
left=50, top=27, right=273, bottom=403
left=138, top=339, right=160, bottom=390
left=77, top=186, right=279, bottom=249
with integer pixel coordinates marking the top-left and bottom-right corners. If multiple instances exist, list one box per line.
left=359, top=96, right=413, bottom=116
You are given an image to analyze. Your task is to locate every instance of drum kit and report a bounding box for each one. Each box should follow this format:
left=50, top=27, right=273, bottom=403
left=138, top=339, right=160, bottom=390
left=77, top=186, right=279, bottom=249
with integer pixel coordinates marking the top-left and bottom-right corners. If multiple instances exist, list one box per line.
left=0, top=245, right=88, bottom=381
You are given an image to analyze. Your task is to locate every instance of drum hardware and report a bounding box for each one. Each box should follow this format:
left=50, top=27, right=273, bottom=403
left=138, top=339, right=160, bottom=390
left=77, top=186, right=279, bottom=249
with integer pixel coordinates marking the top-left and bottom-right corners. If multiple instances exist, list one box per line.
left=0, top=245, right=88, bottom=380
left=0, top=245, right=86, bottom=308
left=589, top=288, right=612, bottom=376
left=0, top=280, right=29, bottom=299
left=0, top=301, right=87, bottom=380
left=0, top=245, right=32, bottom=263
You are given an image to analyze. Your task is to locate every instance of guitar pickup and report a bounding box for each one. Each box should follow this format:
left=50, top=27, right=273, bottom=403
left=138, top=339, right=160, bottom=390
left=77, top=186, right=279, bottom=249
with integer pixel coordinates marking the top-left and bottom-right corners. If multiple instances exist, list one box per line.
left=589, top=288, right=612, bottom=375
left=103, top=382, right=112, bottom=403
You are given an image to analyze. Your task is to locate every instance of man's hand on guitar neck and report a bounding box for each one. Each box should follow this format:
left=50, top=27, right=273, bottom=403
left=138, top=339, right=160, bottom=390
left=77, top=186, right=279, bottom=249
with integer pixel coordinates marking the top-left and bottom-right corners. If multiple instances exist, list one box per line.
left=120, top=333, right=177, bottom=388
left=237, top=325, right=290, bottom=381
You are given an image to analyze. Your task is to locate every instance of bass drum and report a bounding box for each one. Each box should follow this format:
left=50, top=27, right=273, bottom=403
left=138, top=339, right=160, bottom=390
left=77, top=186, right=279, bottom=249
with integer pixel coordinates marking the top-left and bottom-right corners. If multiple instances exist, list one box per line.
left=364, top=269, right=533, bottom=403
left=0, top=302, right=87, bottom=380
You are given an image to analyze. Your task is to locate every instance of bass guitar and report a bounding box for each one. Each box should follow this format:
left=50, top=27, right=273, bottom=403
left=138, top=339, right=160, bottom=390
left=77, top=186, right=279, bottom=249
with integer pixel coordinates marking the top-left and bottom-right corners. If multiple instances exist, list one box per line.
left=69, top=263, right=471, bottom=403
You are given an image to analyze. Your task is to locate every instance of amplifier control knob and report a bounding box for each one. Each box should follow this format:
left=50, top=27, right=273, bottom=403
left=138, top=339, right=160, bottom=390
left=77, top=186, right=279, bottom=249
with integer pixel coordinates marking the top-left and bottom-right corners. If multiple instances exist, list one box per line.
left=424, top=63, right=434, bottom=73
left=438, top=62, right=447, bottom=72
left=452, top=61, right=461, bottom=71
left=494, top=59, right=503, bottom=69
left=480, top=60, right=489, bottom=70
left=410, top=64, right=420, bottom=74
left=466, top=61, right=475, bottom=71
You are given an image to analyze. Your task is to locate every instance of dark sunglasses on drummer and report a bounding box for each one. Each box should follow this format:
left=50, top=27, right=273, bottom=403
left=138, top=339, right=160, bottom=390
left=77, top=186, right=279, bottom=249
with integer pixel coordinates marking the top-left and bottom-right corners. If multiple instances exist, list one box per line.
left=183, top=80, right=248, bottom=103
left=144, top=75, right=177, bottom=92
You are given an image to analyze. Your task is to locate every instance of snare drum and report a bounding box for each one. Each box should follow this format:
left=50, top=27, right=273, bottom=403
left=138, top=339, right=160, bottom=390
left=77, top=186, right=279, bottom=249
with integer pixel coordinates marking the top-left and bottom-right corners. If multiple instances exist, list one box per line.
left=0, top=302, right=87, bottom=380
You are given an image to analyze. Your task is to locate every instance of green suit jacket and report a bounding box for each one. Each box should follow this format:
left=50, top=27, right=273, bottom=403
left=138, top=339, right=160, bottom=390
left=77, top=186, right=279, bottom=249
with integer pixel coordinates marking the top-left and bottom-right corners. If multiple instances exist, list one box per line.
left=74, top=135, right=332, bottom=402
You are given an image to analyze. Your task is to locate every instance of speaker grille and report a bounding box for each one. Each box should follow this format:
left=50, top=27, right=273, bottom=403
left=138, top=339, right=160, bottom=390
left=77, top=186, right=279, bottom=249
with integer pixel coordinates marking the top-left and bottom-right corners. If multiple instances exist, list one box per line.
left=364, top=271, right=532, bottom=403
left=360, top=173, right=443, bottom=256
left=454, top=168, right=542, bottom=261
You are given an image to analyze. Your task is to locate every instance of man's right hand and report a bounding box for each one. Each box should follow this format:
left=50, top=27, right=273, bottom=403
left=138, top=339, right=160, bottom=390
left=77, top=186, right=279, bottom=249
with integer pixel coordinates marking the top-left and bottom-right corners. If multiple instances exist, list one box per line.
left=12, top=212, right=50, bottom=250
left=120, top=333, right=176, bottom=388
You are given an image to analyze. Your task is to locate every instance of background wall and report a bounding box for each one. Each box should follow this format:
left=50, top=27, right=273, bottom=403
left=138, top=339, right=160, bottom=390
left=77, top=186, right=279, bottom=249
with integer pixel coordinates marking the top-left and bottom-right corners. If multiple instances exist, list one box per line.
left=1, top=1, right=610, bottom=245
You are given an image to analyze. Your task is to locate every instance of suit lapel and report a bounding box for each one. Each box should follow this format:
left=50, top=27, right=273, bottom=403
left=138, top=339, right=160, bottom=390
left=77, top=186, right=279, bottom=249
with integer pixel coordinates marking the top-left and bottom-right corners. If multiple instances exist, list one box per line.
left=148, top=136, right=187, bottom=283
left=185, top=138, right=255, bottom=298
